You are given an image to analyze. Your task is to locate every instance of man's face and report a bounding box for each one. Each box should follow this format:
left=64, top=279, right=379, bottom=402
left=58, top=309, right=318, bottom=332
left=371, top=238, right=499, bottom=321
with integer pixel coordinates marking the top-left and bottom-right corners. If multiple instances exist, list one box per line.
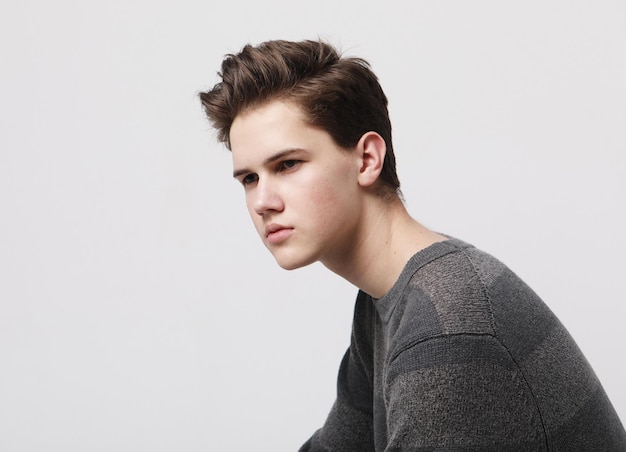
left=230, top=100, right=363, bottom=270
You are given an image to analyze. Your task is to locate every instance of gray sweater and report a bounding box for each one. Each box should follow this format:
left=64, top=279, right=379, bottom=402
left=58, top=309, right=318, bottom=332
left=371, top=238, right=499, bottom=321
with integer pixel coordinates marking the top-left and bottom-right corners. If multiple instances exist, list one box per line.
left=300, top=238, right=626, bottom=451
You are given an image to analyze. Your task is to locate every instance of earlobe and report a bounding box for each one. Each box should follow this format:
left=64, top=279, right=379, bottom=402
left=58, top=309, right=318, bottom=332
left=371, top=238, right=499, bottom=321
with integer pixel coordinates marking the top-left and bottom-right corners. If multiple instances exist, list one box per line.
left=357, top=132, right=386, bottom=188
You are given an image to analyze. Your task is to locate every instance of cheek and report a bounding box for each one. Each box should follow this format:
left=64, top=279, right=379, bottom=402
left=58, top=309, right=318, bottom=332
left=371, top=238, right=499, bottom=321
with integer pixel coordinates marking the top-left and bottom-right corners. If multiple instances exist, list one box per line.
left=305, top=173, right=359, bottom=230
left=244, top=194, right=254, bottom=216
left=244, top=195, right=264, bottom=231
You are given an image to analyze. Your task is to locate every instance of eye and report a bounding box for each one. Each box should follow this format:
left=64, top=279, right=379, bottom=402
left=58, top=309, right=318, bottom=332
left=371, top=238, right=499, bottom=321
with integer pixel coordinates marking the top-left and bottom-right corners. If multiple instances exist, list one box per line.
left=241, top=173, right=258, bottom=186
left=278, top=160, right=301, bottom=171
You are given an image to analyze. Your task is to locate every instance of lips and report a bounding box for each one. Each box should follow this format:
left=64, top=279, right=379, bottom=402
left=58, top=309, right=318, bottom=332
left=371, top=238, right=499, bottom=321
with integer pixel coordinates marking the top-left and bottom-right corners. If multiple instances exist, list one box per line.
left=265, top=224, right=294, bottom=244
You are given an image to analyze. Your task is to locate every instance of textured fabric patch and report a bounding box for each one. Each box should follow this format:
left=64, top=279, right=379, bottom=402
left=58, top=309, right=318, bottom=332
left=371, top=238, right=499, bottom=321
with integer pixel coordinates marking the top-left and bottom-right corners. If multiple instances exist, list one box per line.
left=412, top=253, right=494, bottom=335
left=385, top=361, right=544, bottom=448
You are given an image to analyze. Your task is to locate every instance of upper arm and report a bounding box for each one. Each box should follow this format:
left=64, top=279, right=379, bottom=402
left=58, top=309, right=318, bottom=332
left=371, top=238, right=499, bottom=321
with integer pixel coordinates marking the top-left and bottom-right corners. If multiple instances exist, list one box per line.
left=299, top=346, right=376, bottom=452
left=384, top=334, right=547, bottom=451
left=300, top=292, right=377, bottom=452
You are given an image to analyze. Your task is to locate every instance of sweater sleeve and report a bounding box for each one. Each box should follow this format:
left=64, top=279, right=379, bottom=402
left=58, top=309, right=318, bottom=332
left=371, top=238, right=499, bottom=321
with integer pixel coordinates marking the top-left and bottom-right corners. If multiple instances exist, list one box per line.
left=299, top=292, right=376, bottom=452
left=384, top=333, right=548, bottom=451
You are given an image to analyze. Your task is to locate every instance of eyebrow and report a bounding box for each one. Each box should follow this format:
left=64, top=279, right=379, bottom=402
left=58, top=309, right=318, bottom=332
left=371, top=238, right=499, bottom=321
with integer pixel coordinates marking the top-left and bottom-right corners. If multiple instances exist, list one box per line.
left=232, top=148, right=305, bottom=178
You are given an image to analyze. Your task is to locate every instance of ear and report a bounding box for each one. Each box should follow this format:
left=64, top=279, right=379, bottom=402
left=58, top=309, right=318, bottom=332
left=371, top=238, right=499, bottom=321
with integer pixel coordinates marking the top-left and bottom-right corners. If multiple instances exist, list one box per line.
left=356, top=132, right=386, bottom=188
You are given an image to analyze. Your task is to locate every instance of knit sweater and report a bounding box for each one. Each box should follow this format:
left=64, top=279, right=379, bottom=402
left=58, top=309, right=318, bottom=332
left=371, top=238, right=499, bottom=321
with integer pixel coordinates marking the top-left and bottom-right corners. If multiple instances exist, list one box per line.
left=300, top=238, right=626, bottom=451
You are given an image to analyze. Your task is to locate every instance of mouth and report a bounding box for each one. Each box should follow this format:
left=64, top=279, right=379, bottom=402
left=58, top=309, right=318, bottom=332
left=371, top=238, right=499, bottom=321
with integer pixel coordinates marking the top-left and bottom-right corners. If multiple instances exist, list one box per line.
left=265, top=224, right=294, bottom=244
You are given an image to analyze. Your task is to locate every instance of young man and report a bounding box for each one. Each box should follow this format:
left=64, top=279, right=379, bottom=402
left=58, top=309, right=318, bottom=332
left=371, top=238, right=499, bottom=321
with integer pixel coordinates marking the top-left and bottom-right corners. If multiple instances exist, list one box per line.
left=200, top=40, right=625, bottom=451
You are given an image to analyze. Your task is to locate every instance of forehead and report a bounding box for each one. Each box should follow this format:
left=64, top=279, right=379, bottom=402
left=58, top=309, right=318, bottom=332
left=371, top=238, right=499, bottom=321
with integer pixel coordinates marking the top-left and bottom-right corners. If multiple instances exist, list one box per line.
left=229, top=100, right=327, bottom=168
left=230, top=100, right=305, bottom=146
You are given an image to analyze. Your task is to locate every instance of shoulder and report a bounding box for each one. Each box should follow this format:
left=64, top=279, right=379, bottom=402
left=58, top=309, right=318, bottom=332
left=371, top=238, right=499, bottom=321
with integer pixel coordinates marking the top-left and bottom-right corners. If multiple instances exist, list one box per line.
left=400, top=241, right=499, bottom=337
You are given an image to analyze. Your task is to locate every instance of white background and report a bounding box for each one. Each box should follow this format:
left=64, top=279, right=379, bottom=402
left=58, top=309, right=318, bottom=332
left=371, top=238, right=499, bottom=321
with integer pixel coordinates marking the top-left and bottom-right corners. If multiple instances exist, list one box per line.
left=1, top=1, right=624, bottom=450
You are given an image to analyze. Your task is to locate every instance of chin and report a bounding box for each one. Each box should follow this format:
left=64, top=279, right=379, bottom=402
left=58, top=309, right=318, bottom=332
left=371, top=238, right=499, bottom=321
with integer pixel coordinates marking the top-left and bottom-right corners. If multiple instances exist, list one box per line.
left=272, top=251, right=316, bottom=271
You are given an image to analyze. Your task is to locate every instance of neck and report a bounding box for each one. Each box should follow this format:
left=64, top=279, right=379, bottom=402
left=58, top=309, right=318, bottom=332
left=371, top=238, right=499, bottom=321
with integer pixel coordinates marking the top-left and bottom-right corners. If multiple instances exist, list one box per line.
left=321, top=194, right=447, bottom=299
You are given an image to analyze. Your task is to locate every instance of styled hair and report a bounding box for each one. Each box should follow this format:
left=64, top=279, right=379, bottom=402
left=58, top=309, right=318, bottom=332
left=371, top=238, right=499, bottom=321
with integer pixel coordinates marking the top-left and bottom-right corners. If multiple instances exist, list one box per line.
left=199, top=39, right=400, bottom=192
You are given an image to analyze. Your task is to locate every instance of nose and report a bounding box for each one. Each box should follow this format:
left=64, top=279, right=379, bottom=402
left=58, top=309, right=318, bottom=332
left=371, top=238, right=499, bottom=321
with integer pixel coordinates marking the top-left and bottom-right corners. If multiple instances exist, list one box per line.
left=251, top=178, right=284, bottom=216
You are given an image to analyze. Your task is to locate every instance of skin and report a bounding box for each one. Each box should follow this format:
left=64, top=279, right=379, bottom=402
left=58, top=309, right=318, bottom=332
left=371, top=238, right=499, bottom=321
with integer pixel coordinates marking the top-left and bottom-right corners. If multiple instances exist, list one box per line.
left=230, top=99, right=446, bottom=299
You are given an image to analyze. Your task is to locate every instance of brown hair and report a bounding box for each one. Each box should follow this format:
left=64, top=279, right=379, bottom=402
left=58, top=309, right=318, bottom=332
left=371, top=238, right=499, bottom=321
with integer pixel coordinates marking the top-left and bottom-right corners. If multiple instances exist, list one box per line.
left=199, top=39, right=400, bottom=192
